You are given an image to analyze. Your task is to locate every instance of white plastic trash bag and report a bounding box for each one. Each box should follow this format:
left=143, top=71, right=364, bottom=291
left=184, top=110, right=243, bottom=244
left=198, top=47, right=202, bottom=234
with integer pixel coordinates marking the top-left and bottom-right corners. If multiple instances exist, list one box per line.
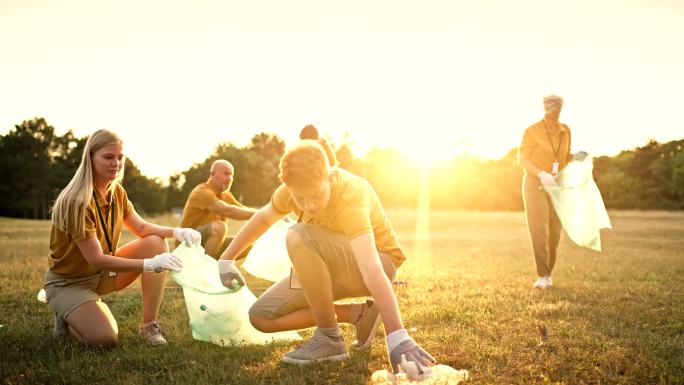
left=242, top=218, right=293, bottom=282
left=544, top=156, right=612, bottom=251
left=171, top=243, right=300, bottom=346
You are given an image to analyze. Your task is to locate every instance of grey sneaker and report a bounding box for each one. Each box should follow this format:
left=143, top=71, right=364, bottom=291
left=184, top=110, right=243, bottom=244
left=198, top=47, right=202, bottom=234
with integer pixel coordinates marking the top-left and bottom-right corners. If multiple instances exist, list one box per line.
left=351, top=299, right=382, bottom=350
left=281, top=328, right=349, bottom=365
left=54, top=313, right=68, bottom=339
left=139, top=321, right=167, bottom=345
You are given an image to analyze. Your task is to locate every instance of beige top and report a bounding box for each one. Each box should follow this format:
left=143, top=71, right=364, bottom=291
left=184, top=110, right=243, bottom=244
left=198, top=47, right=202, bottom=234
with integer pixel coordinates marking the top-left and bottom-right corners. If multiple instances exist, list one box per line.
left=49, top=183, right=134, bottom=277
left=271, top=168, right=405, bottom=267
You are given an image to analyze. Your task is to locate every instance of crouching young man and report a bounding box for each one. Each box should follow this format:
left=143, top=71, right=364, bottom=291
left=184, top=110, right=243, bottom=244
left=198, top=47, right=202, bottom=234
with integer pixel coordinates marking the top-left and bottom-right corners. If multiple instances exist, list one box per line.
left=216, top=140, right=435, bottom=373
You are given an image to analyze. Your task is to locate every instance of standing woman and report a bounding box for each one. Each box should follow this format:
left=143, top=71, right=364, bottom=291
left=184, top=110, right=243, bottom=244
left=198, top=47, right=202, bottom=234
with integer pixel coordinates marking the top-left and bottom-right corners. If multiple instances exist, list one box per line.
left=517, top=95, right=573, bottom=289
left=46, top=129, right=200, bottom=347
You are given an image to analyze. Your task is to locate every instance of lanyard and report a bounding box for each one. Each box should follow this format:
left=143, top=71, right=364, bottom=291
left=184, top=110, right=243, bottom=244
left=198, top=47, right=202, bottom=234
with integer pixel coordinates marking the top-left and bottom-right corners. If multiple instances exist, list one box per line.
left=542, top=119, right=563, bottom=161
left=93, top=191, right=116, bottom=255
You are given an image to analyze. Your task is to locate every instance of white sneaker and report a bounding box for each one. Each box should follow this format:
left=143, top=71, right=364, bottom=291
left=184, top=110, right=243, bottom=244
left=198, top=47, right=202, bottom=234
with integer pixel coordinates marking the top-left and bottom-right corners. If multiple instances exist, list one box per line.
left=139, top=321, right=167, bottom=345
left=546, top=275, right=553, bottom=287
left=533, top=277, right=548, bottom=289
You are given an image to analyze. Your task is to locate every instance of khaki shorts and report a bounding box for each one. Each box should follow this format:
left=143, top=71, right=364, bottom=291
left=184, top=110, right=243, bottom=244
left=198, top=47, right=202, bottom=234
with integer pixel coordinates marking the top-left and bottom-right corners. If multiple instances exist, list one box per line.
left=44, top=269, right=117, bottom=321
left=249, top=223, right=397, bottom=319
left=195, top=222, right=247, bottom=260
left=195, top=222, right=214, bottom=247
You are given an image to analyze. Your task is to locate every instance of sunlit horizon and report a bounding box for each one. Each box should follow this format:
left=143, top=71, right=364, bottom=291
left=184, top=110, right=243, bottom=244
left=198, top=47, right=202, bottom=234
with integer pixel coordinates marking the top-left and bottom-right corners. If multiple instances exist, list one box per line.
left=1, top=0, right=682, bottom=179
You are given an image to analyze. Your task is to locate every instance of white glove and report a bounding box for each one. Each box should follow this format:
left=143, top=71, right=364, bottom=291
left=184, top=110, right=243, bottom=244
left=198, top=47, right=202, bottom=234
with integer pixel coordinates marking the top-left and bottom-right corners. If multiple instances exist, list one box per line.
left=173, top=227, right=201, bottom=245
left=218, top=259, right=245, bottom=289
left=143, top=253, right=183, bottom=273
left=537, top=171, right=557, bottom=186
left=387, top=329, right=436, bottom=378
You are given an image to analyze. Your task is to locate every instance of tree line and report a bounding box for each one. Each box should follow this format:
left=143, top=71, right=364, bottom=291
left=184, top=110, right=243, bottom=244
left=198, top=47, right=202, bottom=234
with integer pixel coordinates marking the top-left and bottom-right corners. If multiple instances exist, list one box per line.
left=1, top=117, right=682, bottom=219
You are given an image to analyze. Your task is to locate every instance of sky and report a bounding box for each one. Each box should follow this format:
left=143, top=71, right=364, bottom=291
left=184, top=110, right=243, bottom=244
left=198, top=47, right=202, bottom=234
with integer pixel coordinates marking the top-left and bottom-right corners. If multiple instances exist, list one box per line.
left=1, top=0, right=682, bottom=179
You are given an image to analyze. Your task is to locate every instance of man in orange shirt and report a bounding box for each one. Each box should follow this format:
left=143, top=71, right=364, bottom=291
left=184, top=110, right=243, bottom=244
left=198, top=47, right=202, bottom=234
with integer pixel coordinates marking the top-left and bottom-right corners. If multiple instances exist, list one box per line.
left=216, top=141, right=435, bottom=376
left=179, top=160, right=257, bottom=258
left=518, top=95, right=578, bottom=289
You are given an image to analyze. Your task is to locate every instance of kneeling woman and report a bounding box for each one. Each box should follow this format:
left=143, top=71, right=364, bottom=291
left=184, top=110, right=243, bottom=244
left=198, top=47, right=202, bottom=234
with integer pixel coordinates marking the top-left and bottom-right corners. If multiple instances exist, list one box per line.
left=45, top=129, right=200, bottom=347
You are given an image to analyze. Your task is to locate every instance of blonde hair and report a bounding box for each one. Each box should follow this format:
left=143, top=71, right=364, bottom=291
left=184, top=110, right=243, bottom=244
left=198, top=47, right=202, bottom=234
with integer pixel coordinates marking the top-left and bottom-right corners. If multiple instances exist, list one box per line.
left=51, top=129, right=124, bottom=238
left=279, top=140, right=329, bottom=190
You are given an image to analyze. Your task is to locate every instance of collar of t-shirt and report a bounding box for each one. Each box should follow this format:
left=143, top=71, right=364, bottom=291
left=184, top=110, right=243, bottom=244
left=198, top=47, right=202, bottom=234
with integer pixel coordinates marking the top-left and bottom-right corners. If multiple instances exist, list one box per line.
left=206, top=179, right=225, bottom=195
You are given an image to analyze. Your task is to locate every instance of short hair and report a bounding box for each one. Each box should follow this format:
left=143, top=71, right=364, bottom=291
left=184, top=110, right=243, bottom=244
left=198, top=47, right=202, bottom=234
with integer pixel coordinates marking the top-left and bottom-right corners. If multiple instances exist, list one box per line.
left=279, top=140, right=329, bottom=189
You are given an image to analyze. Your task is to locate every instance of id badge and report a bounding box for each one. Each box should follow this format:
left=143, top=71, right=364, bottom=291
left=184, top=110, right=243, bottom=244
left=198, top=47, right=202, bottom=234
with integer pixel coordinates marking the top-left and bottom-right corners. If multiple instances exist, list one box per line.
left=552, top=161, right=559, bottom=175
left=289, top=268, right=302, bottom=290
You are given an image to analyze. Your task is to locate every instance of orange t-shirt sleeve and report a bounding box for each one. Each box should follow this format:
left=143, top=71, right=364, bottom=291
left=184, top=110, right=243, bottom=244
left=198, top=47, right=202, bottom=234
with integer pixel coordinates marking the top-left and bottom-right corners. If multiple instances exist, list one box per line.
left=335, top=185, right=373, bottom=240
left=337, top=205, right=373, bottom=240
left=565, top=126, right=573, bottom=162
left=517, top=126, right=535, bottom=163
left=270, top=184, right=294, bottom=215
left=222, top=191, right=242, bottom=206
left=121, top=187, right=135, bottom=219
left=189, top=187, right=219, bottom=210
left=73, top=204, right=98, bottom=242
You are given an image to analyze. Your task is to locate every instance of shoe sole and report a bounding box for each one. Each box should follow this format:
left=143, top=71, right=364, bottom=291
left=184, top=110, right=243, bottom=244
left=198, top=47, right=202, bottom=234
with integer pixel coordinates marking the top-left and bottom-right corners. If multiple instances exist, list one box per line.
left=281, top=352, right=350, bottom=365
left=351, top=313, right=382, bottom=350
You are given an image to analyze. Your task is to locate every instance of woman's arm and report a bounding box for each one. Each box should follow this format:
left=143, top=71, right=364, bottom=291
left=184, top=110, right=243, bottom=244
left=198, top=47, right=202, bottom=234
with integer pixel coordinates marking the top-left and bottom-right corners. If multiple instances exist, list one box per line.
left=76, top=237, right=143, bottom=272
left=123, top=212, right=174, bottom=239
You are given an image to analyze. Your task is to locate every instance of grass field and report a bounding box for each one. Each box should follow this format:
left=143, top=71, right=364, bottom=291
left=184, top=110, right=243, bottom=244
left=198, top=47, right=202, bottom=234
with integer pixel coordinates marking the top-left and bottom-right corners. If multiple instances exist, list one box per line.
left=1, top=210, right=683, bottom=384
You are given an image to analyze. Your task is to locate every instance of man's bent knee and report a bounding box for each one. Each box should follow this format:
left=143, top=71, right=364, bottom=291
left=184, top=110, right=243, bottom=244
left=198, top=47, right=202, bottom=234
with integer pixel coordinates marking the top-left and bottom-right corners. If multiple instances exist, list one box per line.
left=285, top=228, right=308, bottom=256
left=210, top=221, right=227, bottom=238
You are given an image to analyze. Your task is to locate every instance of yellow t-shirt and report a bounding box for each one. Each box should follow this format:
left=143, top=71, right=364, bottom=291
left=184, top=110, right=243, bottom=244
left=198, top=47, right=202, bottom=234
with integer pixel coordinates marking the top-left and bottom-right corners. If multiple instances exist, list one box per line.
left=270, top=168, right=406, bottom=267
left=518, top=120, right=572, bottom=174
left=49, top=183, right=135, bottom=277
left=180, top=180, right=242, bottom=229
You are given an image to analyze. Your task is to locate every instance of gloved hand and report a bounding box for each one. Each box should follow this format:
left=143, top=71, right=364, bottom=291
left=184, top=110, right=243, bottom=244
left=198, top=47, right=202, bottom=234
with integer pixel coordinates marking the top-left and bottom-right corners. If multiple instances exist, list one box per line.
left=218, top=259, right=245, bottom=289
left=173, top=227, right=201, bottom=245
left=537, top=171, right=557, bottom=186
left=573, top=151, right=589, bottom=161
left=387, top=329, right=436, bottom=378
left=143, top=253, right=183, bottom=273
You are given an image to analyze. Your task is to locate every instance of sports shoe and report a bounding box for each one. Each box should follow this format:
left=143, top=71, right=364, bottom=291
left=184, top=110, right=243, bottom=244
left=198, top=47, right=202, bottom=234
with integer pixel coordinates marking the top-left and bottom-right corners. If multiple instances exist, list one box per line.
left=54, top=313, right=68, bottom=339
left=282, top=328, right=349, bottom=364
left=532, top=277, right=548, bottom=289
left=351, top=299, right=382, bottom=350
left=139, top=321, right=167, bottom=345
left=546, top=275, right=553, bottom=287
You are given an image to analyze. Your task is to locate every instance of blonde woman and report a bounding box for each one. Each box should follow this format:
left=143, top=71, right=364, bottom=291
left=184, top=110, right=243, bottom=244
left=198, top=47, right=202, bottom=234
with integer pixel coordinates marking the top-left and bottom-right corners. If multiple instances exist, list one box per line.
left=45, top=129, right=200, bottom=347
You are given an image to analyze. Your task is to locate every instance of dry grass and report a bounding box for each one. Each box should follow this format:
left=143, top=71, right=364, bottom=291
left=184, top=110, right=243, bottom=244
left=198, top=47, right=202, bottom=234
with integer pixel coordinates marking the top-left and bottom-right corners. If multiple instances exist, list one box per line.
left=1, top=210, right=682, bottom=384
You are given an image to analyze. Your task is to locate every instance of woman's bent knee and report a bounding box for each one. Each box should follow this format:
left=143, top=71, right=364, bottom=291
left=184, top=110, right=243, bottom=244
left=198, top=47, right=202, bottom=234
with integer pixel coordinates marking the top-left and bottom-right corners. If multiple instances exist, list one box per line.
left=144, top=235, right=168, bottom=253
left=87, top=332, right=118, bottom=348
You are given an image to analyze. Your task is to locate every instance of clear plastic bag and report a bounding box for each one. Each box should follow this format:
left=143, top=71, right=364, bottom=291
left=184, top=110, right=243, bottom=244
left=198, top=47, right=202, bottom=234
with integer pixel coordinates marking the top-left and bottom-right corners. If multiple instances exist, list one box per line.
left=241, top=218, right=293, bottom=282
left=544, top=156, right=612, bottom=251
left=171, top=243, right=300, bottom=345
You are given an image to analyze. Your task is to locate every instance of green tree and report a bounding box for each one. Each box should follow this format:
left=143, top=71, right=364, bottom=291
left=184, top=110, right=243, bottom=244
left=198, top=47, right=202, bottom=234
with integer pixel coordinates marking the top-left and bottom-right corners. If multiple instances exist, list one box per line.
left=0, top=118, right=84, bottom=219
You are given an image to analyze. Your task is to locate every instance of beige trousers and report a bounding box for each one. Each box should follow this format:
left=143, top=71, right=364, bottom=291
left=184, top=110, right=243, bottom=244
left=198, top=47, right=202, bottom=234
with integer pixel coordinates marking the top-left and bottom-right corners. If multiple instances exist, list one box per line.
left=523, top=174, right=562, bottom=277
